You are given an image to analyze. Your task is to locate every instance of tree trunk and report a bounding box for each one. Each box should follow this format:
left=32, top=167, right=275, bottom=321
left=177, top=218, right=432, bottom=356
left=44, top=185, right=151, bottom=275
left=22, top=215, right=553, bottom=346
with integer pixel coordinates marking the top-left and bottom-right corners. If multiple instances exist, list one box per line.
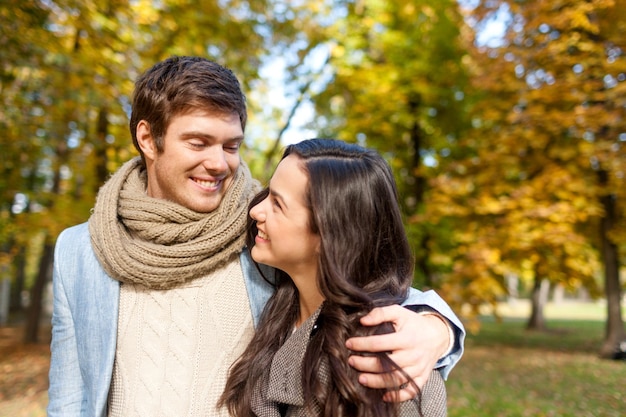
left=597, top=171, right=625, bottom=358
left=408, top=94, right=432, bottom=287
left=0, top=272, right=9, bottom=326
left=23, top=238, right=53, bottom=344
left=10, top=245, right=26, bottom=312
left=527, top=276, right=549, bottom=331
left=408, top=94, right=426, bottom=209
left=95, top=106, right=110, bottom=187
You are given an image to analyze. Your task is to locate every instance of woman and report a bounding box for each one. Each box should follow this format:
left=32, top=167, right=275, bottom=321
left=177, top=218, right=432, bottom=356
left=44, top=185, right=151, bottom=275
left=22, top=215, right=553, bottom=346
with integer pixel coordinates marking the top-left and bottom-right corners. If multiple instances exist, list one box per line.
left=219, top=139, right=446, bottom=417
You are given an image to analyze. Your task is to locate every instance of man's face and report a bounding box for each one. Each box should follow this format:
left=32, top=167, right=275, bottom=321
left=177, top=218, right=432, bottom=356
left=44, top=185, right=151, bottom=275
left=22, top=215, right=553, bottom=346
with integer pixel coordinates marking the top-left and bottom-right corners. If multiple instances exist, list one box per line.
left=139, top=110, right=244, bottom=213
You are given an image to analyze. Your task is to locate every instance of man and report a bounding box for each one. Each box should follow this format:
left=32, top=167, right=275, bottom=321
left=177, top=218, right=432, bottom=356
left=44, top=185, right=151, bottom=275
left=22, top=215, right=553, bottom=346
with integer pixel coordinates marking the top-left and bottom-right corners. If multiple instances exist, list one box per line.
left=47, top=56, right=465, bottom=417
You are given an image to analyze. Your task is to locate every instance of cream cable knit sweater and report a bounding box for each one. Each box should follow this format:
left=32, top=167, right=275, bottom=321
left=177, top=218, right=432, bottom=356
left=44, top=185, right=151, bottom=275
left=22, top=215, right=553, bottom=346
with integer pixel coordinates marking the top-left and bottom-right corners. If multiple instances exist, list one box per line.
left=108, top=258, right=254, bottom=417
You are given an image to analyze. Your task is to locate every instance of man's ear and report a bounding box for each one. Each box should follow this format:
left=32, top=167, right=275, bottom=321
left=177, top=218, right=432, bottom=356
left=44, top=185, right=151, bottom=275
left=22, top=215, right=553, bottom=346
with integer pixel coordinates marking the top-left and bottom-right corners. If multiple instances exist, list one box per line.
left=136, top=120, right=156, bottom=161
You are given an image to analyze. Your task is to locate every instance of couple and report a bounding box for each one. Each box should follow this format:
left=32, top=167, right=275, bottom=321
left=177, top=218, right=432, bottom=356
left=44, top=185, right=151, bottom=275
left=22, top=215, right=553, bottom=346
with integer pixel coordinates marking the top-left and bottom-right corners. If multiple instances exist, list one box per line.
left=47, top=56, right=465, bottom=417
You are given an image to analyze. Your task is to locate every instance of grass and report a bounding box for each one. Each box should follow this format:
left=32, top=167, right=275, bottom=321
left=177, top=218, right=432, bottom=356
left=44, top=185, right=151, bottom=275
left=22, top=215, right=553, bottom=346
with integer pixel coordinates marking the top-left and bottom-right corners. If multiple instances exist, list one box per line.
left=446, top=301, right=626, bottom=417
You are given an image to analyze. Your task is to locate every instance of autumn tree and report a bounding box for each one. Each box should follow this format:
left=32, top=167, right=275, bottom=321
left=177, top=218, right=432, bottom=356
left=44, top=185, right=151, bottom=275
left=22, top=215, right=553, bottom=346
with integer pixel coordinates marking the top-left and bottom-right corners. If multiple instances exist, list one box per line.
left=0, top=1, right=59, bottom=327
left=2, top=0, right=316, bottom=340
left=308, top=0, right=472, bottom=294
left=458, top=0, right=625, bottom=352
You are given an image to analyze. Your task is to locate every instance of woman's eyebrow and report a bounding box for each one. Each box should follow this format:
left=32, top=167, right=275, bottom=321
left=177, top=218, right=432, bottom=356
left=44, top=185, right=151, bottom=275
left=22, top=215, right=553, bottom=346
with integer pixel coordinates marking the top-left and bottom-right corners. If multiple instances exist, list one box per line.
left=269, top=187, right=288, bottom=209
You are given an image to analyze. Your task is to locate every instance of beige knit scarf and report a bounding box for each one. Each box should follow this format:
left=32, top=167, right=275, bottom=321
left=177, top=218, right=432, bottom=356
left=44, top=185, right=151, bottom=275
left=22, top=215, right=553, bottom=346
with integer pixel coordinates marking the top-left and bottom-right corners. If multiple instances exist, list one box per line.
left=88, top=156, right=260, bottom=290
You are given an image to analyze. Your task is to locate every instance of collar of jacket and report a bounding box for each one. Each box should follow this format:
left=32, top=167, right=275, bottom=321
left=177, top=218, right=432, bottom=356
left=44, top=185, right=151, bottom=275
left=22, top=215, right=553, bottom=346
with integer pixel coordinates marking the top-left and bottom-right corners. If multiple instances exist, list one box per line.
left=266, top=306, right=324, bottom=406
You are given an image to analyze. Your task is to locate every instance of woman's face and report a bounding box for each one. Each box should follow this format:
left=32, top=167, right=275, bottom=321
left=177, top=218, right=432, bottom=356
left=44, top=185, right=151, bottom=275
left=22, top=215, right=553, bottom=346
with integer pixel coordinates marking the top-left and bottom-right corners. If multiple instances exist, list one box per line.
left=249, top=154, right=320, bottom=280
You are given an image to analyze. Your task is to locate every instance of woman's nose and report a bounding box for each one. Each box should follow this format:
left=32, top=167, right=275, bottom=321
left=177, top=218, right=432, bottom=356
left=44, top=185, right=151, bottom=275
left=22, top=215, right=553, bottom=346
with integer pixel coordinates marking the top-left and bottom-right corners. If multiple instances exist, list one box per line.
left=250, top=200, right=265, bottom=222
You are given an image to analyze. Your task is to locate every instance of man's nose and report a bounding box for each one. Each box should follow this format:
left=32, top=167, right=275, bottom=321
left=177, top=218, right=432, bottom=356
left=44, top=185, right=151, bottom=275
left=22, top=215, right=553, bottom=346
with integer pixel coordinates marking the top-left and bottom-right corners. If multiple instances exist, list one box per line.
left=202, top=146, right=229, bottom=172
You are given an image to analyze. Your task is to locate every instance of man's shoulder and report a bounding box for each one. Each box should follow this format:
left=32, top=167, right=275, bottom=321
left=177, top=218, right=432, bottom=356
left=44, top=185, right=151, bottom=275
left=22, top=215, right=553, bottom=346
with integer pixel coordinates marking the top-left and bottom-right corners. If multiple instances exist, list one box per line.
left=53, top=221, right=117, bottom=290
left=238, top=247, right=276, bottom=283
left=58, top=221, right=90, bottom=240
left=54, top=221, right=93, bottom=259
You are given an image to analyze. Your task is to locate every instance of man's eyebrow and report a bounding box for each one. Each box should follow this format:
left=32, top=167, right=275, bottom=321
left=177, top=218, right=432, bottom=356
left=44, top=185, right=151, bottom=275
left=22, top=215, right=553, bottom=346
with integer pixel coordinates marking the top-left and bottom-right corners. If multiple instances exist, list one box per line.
left=228, top=135, right=245, bottom=143
left=179, top=131, right=244, bottom=142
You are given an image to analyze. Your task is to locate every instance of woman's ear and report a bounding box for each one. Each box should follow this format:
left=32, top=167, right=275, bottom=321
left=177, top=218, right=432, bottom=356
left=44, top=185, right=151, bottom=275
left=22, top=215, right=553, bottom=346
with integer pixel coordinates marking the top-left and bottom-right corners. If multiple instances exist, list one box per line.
left=136, top=120, right=156, bottom=161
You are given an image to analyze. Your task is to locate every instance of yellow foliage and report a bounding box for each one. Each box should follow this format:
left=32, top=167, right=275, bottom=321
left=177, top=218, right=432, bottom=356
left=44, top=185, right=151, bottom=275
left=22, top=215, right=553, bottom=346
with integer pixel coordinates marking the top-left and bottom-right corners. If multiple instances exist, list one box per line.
left=133, top=0, right=163, bottom=25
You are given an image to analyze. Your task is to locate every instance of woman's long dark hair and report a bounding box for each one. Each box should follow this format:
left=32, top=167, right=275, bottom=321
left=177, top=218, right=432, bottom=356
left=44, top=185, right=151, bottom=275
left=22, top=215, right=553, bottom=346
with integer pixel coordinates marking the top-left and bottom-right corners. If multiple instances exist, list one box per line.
left=219, top=139, right=415, bottom=417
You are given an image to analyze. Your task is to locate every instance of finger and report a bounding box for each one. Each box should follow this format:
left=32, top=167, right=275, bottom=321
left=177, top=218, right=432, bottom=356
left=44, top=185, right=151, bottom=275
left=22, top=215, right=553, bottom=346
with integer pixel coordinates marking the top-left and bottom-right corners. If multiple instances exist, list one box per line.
left=359, top=305, right=405, bottom=326
left=348, top=354, right=384, bottom=373
left=357, top=368, right=408, bottom=390
left=354, top=357, right=431, bottom=389
left=358, top=369, right=430, bottom=393
left=382, top=381, right=420, bottom=403
left=385, top=348, right=430, bottom=378
left=346, top=331, right=403, bottom=354
left=348, top=349, right=426, bottom=375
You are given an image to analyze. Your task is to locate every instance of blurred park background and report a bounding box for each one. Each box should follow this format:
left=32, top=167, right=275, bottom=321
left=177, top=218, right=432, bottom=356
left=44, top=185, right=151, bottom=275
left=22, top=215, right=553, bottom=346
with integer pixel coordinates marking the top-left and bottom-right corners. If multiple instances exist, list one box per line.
left=0, top=0, right=625, bottom=416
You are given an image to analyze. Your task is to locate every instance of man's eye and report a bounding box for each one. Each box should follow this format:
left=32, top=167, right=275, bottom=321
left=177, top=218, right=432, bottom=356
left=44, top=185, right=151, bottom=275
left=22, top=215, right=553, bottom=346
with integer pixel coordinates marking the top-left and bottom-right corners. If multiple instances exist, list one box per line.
left=224, top=143, right=241, bottom=152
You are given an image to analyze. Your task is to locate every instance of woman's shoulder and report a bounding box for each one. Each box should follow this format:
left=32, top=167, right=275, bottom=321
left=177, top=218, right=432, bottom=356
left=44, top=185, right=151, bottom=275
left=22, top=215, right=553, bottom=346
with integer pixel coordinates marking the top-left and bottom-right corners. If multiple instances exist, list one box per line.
left=400, top=370, right=447, bottom=417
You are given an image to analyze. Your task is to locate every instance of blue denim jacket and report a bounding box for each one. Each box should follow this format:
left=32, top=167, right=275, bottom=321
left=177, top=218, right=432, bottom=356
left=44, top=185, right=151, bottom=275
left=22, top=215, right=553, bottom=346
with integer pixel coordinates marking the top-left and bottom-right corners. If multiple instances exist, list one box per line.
left=47, top=223, right=465, bottom=417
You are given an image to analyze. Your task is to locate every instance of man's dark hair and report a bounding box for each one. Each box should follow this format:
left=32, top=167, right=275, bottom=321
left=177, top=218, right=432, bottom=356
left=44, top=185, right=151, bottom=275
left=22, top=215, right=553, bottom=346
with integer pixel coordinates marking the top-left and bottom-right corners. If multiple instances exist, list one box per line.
left=129, top=56, right=247, bottom=163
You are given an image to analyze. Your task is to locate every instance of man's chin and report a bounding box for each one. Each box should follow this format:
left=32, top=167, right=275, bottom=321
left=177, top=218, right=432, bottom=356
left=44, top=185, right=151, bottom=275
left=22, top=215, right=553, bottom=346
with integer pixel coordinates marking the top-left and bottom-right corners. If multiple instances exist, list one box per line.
left=190, top=197, right=223, bottom=213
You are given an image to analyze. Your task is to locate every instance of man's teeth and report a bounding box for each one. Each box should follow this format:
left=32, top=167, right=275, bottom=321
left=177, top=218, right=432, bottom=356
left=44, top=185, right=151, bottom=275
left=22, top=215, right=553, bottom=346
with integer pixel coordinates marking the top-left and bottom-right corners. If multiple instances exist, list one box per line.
left=258, top=230, right=269, bottom=240
left=195, top=179, right=219, bottom=187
